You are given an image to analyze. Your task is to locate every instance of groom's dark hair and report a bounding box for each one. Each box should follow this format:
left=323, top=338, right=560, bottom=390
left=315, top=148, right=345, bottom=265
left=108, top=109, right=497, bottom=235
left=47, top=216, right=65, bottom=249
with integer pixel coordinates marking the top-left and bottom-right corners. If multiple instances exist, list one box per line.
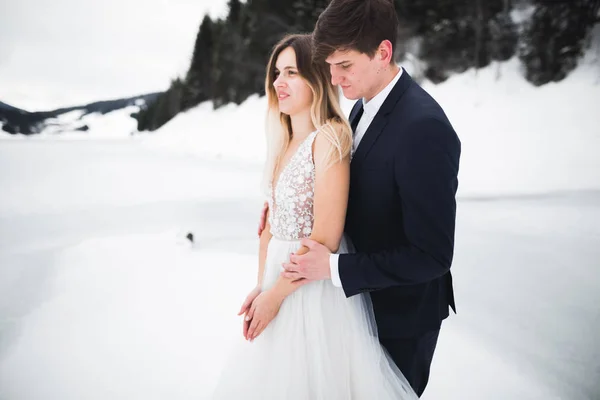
left=313, top=0, right=399, bottom=62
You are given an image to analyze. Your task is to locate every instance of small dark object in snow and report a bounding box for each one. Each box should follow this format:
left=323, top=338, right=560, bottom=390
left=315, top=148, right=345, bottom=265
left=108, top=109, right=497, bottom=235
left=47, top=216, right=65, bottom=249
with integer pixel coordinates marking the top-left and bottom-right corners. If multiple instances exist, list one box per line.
left=186, top=232, right=194, bottom=243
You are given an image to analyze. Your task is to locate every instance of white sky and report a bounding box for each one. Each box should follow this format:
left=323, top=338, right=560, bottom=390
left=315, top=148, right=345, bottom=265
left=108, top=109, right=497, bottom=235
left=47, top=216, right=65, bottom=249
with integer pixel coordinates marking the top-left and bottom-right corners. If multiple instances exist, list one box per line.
left=0, top=0, right=228, bottom=111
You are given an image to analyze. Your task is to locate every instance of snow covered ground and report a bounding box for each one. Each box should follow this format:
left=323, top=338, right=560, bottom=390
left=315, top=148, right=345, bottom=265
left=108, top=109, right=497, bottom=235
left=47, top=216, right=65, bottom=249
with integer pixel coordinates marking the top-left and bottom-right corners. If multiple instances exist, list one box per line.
left=1, top=57, right=599, bottom=399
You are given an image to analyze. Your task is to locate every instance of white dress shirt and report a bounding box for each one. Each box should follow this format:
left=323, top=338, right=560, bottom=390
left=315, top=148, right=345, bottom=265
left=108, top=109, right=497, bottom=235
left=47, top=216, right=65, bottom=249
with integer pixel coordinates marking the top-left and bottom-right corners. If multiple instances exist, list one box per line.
left=329, top=67, right=403, bottom=287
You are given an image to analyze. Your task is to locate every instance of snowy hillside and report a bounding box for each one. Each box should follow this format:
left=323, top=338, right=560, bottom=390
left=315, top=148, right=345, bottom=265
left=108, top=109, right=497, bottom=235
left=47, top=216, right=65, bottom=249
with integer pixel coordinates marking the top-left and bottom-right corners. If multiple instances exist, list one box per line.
left=142, top=55, right=600, bottom=197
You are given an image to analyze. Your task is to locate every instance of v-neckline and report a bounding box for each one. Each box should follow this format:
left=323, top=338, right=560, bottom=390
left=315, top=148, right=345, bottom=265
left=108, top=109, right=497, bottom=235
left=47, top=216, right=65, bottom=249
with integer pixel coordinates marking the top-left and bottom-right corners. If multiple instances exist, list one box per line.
left=271, top=131, right=315, bottom=196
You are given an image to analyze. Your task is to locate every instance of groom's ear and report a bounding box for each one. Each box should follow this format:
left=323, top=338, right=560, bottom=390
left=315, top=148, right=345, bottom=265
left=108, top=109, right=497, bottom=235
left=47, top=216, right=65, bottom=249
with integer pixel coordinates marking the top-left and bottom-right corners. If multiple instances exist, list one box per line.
left=378, top=40, right=394, bottom=64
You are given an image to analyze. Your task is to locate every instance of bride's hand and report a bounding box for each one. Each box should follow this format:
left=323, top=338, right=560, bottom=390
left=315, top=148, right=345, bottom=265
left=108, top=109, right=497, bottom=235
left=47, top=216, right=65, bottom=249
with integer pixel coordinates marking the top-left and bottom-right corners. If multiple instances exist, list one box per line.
left=245, top=290, right=284, bottom=341
left=238, top=286, right=261, bottom=339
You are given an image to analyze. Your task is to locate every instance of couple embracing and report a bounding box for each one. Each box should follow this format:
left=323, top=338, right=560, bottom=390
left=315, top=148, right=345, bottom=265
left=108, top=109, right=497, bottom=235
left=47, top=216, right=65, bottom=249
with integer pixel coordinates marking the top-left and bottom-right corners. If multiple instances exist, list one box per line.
left=212, top=0, right=460, bottom=398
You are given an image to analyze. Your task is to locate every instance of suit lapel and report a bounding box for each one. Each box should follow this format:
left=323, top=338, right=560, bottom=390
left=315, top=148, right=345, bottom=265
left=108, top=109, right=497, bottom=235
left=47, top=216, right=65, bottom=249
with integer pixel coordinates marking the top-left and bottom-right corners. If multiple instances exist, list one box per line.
left=351, top=70, right=413, bottom=167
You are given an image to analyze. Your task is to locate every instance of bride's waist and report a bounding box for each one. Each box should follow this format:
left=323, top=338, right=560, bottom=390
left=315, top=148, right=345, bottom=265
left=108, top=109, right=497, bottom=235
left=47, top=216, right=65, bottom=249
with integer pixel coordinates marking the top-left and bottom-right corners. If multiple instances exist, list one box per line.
left=269, top=235, right=305, bottom=244
left=268, top=234, right=355, bottom=254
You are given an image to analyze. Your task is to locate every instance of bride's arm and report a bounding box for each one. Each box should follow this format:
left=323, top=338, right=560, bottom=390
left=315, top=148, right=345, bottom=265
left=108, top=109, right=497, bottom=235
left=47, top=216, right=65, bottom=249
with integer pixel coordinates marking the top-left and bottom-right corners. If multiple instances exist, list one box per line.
left=268, top=133, right=350, bottom=300
left=245, top=133, right=350, bottom=340
left=307, top=133, right=350, bottom=253
left=238, top=209, right=272, bottom=321
left=257, top=211, right=273, bottom=287
left=256, top=210, right=273, bottom=287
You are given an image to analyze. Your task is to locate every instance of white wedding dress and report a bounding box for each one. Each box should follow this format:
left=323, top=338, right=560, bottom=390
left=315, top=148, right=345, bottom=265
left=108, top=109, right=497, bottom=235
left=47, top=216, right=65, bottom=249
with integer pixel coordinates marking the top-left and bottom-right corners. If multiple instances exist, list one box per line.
left=211, top=131, right=417, bottom=399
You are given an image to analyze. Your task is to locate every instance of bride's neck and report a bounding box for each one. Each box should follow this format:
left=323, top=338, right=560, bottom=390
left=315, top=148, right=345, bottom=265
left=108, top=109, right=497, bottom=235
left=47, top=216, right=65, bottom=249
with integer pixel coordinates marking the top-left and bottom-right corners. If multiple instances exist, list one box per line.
left=289, top=109, right=315, bottom=141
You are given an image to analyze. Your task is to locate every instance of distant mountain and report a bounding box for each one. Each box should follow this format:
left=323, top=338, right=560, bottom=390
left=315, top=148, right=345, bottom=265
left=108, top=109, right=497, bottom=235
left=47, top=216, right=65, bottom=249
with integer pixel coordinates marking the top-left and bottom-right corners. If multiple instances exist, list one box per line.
left=0, top=101, right=22, bottom=112
left=0, top=93, right=161, bottom=135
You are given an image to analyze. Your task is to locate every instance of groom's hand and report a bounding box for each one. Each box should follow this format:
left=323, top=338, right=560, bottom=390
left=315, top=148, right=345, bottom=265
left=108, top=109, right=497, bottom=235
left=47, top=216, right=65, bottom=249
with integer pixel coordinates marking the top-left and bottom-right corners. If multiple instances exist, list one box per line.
left=281, top=238, right=331, bottom=281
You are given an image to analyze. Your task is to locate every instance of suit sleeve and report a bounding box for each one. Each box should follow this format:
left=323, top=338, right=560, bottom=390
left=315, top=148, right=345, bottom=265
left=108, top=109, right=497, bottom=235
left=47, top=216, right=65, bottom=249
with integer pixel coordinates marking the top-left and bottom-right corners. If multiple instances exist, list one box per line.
left=338, top=117, right=461, bottom=297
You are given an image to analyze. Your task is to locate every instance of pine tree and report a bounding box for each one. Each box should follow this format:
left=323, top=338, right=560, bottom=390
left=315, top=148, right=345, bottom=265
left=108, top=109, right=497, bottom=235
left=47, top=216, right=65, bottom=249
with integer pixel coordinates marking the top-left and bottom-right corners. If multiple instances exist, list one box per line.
left=211, top=1, right=255, bottom=107
left=182, top=15, right=215, bottom=110
left=519, top=0, right=599, bottom=86
left=291, top=0, right=329, bottom=32
left=227, top=0, right=242, bottom=24
left=488, top=0, right=518, bottom=62
left=410, top=0, right=504, bottom=82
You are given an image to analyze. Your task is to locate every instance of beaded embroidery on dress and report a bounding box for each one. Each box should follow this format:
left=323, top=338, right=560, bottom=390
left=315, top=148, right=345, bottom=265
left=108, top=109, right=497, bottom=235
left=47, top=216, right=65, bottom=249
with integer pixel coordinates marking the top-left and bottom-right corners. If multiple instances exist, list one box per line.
left=211, top=130, right=417, bottom=400
left=268, top=131, right=317, bottom=241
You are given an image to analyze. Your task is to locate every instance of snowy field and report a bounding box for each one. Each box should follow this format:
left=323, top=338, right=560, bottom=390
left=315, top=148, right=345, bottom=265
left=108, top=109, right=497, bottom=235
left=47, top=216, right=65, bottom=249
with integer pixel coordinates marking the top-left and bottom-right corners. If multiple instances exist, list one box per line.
left=1, top=57, right=600, bottom=399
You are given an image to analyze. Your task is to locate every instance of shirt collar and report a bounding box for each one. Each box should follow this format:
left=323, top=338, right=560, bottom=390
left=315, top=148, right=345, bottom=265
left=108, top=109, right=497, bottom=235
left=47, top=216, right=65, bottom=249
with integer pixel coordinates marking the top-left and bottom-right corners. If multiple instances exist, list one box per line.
left=362, top=67, right=403, bottom=117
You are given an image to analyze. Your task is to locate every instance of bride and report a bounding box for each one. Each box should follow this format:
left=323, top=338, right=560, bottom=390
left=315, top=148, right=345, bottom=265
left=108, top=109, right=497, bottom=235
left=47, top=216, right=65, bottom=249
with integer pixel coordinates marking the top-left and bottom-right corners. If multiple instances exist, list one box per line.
left=211, top=33, right=417, bottom=399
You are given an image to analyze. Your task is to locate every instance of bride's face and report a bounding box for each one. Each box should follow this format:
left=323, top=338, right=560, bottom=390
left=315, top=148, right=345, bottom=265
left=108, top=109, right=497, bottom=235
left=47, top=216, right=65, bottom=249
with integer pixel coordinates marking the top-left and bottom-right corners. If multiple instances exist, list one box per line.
left=273, top=47, right=313, bottom=116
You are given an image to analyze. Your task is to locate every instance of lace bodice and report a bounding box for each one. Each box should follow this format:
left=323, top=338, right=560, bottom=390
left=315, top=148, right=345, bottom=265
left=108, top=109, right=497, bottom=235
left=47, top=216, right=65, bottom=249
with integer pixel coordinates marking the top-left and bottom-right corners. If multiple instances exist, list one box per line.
left=268, top=131, right=318, bottom=240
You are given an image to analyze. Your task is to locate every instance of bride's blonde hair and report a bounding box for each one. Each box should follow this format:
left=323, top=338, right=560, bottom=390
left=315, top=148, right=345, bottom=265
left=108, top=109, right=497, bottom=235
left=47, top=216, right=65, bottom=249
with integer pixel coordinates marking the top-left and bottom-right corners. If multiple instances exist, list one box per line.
left=262, top=34, right=352, bottom=194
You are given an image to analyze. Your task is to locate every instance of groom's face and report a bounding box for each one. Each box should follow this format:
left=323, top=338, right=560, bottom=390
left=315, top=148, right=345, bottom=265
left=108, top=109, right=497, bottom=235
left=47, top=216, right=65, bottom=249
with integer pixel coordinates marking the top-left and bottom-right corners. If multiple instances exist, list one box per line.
left=325, top=49, right=381, bottom=101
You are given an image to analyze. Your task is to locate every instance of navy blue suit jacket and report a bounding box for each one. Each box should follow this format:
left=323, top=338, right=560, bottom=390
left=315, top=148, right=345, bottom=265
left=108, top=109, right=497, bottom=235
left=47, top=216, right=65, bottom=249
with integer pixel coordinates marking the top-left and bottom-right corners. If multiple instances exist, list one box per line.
left=339, top=70, right=461, bottom=338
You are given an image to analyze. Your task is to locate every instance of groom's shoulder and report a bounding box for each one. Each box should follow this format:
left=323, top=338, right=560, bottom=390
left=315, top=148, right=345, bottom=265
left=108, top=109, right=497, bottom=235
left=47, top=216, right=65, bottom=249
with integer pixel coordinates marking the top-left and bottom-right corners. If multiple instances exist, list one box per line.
left=403, top=80, right=442, bottom=112
left=393, top=80, right=451, bottom=127
left=387, top=83, right=458, bottom=149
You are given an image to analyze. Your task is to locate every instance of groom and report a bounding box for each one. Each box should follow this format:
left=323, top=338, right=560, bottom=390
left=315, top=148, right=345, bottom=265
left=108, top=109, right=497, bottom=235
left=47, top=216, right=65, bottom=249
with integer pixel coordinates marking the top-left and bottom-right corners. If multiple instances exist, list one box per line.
left=256, top=0, right=460, bottom=396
